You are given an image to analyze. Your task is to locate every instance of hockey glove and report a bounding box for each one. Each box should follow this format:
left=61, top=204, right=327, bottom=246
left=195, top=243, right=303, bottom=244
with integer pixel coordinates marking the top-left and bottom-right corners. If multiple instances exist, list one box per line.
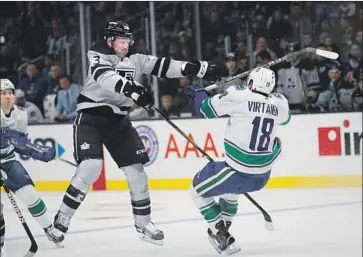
left=122, top=80, right=155, bottom=109
left=182, top=60, right=221, bottom=82
left=185, top=85, right=208, bottom=99
left=0, top=128, right=27, bottom=149
left=31, top=145, right=56, bottom=162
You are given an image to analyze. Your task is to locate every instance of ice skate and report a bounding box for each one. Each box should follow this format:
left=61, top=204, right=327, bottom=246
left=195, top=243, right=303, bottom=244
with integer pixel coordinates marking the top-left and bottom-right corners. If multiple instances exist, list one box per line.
left=44, top=224, right=65, bottom=248
left=207, top=220, right=241, bottom=255
left=135, top=221, right=164, bottom=246
left=54, top=211, right=72, bottom=233
left=0, top=246, right=4, bottom=257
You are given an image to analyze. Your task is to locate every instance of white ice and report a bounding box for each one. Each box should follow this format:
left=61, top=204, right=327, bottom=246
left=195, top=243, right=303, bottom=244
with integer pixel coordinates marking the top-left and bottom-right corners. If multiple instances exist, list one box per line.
left=2, top=188, right=362, bottom=257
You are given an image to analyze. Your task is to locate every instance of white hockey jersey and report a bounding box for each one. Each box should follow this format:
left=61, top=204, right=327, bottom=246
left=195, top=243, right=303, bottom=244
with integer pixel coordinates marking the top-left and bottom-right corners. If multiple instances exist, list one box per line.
left=24, top=101, right=45, bottom=124
left=78, top=42, right=186, bottom=115
left=200, top=85, right=290, bottom=174
left=0, top=106, right=28, bottom=164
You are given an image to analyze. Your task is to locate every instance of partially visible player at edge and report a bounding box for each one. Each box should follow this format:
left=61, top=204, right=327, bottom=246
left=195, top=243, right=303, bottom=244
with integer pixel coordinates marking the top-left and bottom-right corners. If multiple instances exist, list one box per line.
left=185, top=67, right=291, bottom=254
left=0, top=79, right=64, bottom=257
left=53, top=21, right=221, bottom=245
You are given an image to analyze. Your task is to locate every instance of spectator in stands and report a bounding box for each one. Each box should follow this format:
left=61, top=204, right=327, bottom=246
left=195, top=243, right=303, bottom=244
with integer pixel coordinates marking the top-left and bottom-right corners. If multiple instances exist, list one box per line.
left=347, top=43, right=362, bottom=71
left=173, top=77, right=195, bottom=117
left=40, top=55, right=54, bottom=78
left=15, top=89, right=44, bottom=124
left=54, top=75, right=80, bottom=122
left=355, top=30, right=363, bottom=45
left=327, top=65, right=355, bottom=111
left=267, top=8, right=293, bottom=42
left=0, top=44, right=16, bottom=83
left=129, top=103, right=150, bottom=120
left=237, top=54, right=249, bottom=72
left=46, top=18, right=67, bottom=56
left=217, top=52, right=244, bottom=93
left=17, top=63, right=49, bottom=115
left=352, top=66, right=363, bottom=111
left=47, top=63, right=62, bottom=95
left=255, top=50, right=272, bottom=67
left=252, top=37, right=276, bottom=67
left=159, top=95, right=179, bottom=118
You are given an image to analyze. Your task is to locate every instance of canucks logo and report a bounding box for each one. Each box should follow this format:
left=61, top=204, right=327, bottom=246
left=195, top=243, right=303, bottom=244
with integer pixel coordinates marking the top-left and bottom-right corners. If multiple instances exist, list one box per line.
left=135, top=125, right=159, bottom=166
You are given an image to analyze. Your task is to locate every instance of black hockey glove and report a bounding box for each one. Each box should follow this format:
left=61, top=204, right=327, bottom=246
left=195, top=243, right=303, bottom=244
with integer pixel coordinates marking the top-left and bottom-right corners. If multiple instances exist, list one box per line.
left=181, top=60, right=221, bottom=82
left=122, top=80, right=155, bottom=109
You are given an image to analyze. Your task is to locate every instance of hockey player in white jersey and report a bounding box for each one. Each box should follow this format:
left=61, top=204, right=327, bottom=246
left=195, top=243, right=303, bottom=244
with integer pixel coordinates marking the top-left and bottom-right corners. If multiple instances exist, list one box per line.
left=54, top=21, right=221, bottom=245
left=185, top=67, right=290, bottom=254
left=0, top=79, right=64, bottom=254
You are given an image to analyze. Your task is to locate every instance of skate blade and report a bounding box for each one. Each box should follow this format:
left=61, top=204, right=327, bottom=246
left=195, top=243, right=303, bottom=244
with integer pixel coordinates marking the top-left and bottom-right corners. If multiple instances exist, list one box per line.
left=224, top=244, right=241, bottom=255
left=54, top=242, right=65, bottom=248
left=208, top=236, right=241, bottom=255
left=208, top=236, right=223, bottom=254
left=138, top=234, right=164, bottom=246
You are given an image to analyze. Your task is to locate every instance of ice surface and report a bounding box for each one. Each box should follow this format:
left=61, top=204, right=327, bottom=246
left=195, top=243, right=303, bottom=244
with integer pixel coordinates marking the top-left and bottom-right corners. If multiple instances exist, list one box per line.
left=2, top=188, right=362, bottom=257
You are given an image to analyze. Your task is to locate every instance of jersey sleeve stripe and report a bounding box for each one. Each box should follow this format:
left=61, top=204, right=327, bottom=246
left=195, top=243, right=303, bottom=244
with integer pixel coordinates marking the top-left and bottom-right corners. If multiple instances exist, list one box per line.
left=280, top=111, right=291, bottom=126
left=151, top=58, right=162, bottom=76
left=160, top=58, right=171, bottom=78
left=91, top=65, right=114, bottom=81
left=90, top=64, right=112, bottom=74
left=200, top=98, right=217, bottom=118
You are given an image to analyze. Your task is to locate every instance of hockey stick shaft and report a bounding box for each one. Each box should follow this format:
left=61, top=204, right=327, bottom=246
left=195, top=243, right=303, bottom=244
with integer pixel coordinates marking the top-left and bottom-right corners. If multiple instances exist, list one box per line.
left=153, top=107, right=273, bottom=229
left=205, top=47, right=339, bottom=91
left=3, top=186, right=38, bottom=257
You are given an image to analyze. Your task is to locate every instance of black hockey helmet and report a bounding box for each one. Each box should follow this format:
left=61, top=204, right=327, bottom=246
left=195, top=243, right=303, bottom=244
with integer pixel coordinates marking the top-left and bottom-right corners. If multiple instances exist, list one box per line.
left=104, top=21, right=134, bottom=45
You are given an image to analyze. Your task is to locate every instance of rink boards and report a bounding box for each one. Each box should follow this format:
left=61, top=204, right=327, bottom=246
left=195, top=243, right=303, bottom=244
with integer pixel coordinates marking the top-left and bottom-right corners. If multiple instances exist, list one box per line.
left=3, top=112, right=362, bottom=191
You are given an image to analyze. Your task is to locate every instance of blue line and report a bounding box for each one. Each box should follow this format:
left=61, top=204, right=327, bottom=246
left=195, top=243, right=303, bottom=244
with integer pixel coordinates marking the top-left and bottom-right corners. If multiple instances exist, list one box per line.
left=6, top=201, right=362, bottom=241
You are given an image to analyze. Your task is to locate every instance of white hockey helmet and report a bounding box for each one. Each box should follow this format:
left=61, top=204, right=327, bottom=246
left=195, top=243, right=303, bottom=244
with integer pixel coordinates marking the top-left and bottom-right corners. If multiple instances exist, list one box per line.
left=0, top=78, right=15, bottom=92
left=246, top=67, right=276, bottom=95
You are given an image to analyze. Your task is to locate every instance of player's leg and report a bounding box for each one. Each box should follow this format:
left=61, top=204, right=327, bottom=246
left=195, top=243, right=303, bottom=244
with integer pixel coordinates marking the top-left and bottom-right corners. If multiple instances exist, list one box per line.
left=0, top=161, right=64, bottom=247
left=103, top=117, right=163, bottom=245
left=219, top=194, right=239, bottom=230
left=54, top=112, right=103, bottom=233
left=190, top=161, right=241, bottom=254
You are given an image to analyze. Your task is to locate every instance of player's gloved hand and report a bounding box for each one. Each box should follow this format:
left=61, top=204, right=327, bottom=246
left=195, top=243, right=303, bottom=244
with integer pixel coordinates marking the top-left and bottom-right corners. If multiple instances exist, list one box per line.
left=182, top=60, right=221, bottom=82
left=123, top=80, right=155, bottom=109
left=185, top=85, right=208, bottom=99
left=1, top=128, right=27, bottom=149
left=31, top=145, right=56, bottom=162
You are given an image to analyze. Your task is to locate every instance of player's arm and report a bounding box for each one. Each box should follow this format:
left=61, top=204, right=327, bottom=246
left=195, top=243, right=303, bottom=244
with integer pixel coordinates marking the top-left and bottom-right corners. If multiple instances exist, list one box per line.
left=185, top=85, right=239, bottom=118
left=88, top=50, right=154, bottom=108
left=88, top=50, right=130, bottom=93
left=273, top=93, right=291, bottom=125
left=132, top=54, right=220, bottom=82
left=3, top=109, right=55, bottom=162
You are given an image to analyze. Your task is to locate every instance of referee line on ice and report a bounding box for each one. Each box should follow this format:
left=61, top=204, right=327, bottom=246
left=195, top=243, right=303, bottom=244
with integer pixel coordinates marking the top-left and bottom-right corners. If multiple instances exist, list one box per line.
left=6, top=200, right=362, bottom=241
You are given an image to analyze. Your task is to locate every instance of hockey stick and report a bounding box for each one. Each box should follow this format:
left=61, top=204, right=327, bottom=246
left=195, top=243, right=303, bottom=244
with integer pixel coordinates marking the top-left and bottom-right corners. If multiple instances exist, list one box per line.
left=205, top=47, right=339, bottom=91
left=0, top=170, right=38, bottom=257
left=153, top=107, right=274, bottom=231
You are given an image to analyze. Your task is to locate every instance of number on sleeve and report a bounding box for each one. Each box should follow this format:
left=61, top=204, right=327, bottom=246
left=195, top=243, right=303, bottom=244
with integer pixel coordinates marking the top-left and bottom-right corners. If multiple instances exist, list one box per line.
left=249, top=117, right=275, bottom=151
left=93, top=55, right=100, bottom=65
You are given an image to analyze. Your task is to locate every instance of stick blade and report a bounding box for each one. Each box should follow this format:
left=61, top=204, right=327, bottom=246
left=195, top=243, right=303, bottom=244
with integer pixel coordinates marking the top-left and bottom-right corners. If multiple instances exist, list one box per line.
left=265, top=221, right=274, bottom=231
left=315, top=49, right=339, bottom=59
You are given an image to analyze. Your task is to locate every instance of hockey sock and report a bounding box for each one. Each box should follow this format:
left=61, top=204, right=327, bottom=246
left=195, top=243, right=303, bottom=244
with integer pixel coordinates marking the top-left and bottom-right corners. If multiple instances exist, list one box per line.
left=131, top=198, right=151, bottom=225
left=59, top=184, right=88, bottom=216
left=219, top=197, right=238, bottom=222
left=15, top=185, right=52, bottom=229
left=58, top=160, right=100, bottom=216
left=122, top=164, right=152, bottom=225
left=190, top=185, right=223, bottom=232
left=0, top=213, right=4, bottom=248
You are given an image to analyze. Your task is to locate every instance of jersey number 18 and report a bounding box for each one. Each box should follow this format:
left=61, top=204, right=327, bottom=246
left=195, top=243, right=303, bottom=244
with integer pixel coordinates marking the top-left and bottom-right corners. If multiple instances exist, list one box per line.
left=249, top=117, right=275, bottom=151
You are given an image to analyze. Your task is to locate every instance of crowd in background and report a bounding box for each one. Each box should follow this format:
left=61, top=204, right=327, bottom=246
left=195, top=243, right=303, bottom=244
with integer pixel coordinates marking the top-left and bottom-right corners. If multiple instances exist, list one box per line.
left=0, top=1, right=362, bottom=123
